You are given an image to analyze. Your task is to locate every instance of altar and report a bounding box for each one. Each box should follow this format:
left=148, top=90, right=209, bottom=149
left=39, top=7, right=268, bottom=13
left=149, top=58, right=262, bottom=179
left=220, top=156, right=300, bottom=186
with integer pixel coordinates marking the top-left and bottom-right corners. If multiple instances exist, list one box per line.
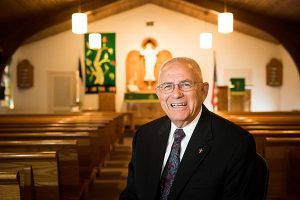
left=124, top=37, right=171, bottom=127
left=124, top=93, right=165, bottom=126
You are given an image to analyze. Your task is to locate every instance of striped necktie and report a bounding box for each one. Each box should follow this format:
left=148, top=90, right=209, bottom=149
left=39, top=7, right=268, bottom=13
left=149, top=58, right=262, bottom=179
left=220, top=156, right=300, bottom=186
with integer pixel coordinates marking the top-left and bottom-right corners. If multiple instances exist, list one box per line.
left=160, top=128, right=186, bottom=200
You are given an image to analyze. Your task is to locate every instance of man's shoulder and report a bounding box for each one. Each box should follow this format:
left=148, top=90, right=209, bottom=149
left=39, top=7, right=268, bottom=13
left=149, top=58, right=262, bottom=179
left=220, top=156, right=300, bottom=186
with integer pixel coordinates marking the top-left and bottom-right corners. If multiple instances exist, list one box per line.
left=133, top=116, right=169, bottom=142
left=209, top=111, right=251, bottom=138
left=139, top=115, right=169, bottom=130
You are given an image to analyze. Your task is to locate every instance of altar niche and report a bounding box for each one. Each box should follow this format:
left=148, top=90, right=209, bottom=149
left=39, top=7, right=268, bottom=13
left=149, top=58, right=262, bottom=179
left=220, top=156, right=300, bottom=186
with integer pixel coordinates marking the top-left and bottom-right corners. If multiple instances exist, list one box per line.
left=125, top=37, right=172, bottom=92
left=125, top=38, right=172, bottom=126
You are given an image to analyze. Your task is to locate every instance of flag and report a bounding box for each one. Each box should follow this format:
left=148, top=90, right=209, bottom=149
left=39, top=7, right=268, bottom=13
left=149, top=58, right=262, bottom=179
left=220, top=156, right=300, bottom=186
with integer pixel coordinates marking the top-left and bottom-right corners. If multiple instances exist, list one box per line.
left=76, top=57, right=83, bottom=104
left=78, top=57, right=83, bottom=82
left=211, top=51, right=218, bottom=111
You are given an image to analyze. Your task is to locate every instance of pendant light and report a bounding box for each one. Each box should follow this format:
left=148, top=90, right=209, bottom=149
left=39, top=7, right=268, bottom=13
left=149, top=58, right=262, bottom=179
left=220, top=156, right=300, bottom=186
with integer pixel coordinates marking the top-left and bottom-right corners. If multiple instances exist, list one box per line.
left=200, top=11, right=212, bottom=49
left=200, top=32, right=212, bottom=49
left=218, top=0, right=233, bottom=34
left=89, top=33, right=101, bottom=49
left=72, top=0, right=87, bottom=34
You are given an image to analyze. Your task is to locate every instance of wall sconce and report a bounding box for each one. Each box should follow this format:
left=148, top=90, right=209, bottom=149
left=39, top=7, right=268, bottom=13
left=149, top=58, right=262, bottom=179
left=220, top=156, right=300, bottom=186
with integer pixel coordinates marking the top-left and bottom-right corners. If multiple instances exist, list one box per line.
left=89, top=33, right=101, bottom=49
left=200, top=32, right=212, bottom=49
left=218, top=0, right=233, bottom=34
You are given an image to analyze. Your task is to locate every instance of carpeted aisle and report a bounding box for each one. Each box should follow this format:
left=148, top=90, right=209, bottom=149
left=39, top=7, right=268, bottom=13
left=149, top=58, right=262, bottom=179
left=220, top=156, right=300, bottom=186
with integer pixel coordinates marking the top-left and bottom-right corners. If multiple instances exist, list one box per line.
left=87, top=137, right=132, bottom=200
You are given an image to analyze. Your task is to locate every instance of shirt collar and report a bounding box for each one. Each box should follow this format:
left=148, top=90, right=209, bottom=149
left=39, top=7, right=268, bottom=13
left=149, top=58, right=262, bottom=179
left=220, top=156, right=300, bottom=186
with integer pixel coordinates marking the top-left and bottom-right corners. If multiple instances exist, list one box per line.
left=170, top=106, right=202, bottom=137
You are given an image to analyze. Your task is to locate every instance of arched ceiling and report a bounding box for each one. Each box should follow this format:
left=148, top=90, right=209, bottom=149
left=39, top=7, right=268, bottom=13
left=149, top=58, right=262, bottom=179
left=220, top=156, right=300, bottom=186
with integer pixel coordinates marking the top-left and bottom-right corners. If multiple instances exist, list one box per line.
left=0, top=0, right=299, bottom=77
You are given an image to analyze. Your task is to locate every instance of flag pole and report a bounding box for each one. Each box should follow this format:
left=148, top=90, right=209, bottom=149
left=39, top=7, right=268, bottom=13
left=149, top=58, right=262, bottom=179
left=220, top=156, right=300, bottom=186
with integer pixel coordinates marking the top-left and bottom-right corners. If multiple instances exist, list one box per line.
left=211, top=50, right=218, bottom=112
left=76, top=57, right=83, bottom=104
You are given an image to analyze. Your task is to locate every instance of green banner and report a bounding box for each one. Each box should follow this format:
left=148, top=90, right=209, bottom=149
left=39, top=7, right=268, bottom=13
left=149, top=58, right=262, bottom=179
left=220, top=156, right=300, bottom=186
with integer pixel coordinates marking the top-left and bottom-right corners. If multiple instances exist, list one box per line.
left=230, top=78, right=245, bottom=92
left=85, top=33, right=116, bottom=93
left=124, top=93, right=159, bottom=102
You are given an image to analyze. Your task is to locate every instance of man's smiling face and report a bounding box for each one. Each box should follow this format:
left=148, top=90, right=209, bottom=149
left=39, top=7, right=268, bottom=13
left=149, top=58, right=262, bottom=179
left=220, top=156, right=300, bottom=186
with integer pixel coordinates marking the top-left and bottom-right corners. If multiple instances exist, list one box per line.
left=156, top=60, right=208, bottom=128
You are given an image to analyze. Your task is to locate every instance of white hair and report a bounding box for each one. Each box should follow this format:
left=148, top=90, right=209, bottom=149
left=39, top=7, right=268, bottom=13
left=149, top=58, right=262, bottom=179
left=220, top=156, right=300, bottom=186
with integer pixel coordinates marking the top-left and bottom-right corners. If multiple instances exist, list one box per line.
left=158, top=57, right=203, bottom=82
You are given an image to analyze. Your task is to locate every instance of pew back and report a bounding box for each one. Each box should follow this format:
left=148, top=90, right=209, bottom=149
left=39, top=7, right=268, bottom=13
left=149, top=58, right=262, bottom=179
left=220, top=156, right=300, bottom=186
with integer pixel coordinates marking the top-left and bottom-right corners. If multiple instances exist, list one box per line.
left=0, top=171, right=21, bottom=200
left=0, top=140, right=81, bottom=200
left=0, top=152, right=59, bottom=200
left=264, top=137, right=300, bottom=199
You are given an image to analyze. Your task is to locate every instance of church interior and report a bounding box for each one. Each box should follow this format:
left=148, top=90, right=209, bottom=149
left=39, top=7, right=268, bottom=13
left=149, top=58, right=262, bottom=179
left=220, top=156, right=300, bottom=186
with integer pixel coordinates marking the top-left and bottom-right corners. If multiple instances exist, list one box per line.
left=0, top=0, right=299, bottom=199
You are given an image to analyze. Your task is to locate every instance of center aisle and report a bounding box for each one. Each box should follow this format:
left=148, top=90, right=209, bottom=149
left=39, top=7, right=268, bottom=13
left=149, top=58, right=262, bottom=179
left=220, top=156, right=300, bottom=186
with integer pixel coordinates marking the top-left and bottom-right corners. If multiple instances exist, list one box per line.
left=87, top=137, right=132, bottom=200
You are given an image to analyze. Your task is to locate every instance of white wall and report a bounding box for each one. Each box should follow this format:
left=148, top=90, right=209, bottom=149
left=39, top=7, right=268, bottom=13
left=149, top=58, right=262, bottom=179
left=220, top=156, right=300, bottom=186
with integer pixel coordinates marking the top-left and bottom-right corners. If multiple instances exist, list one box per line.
left=9, top=4, right=300, bottom=113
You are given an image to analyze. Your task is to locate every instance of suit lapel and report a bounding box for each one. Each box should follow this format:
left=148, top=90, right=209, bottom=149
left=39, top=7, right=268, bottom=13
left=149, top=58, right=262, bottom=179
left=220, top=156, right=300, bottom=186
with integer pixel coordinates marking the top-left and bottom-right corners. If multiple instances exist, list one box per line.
left=147, top=117, right=171, bottom=199
left=168, top=105, right=213, bottom=200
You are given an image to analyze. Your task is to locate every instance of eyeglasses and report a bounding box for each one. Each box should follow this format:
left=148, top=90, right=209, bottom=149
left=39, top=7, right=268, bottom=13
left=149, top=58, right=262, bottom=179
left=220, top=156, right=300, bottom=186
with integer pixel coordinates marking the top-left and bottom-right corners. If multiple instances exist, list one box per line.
left=156, top=81, right=202, bottom=94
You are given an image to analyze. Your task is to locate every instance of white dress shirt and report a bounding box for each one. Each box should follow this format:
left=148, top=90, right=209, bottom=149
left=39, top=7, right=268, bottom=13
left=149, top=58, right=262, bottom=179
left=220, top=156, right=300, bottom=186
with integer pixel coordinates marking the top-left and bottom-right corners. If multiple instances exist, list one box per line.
left=161, top=107, right=202, bottom=174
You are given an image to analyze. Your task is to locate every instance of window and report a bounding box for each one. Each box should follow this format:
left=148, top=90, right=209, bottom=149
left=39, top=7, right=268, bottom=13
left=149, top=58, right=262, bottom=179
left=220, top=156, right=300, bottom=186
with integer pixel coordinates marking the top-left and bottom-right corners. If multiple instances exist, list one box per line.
left=0, top=61, right=14, bottom=109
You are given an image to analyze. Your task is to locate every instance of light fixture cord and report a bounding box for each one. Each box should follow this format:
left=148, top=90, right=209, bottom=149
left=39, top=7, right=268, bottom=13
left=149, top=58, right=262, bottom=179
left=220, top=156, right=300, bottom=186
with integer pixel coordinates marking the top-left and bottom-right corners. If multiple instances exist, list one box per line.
left=78, top=0, right=82, bottom=12
left=204, top=10, right=209, bottom=31
left=224, top=0, right=227, bottom=12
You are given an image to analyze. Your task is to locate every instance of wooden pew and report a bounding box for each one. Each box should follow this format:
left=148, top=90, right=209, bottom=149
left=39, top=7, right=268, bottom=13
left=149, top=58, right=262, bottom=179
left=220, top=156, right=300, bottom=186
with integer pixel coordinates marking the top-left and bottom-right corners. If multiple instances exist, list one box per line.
left=0, top=112, right=120, bottom=156
left=0, top=170, right=22, bottom=200
left=0, top=152, right=59, bottom=200
left=0, top=126, right=99, bottom=133
left=217, top=112, right=300, bottom=200
left=0, top=140, right=81, bottom=200
left=249, top=130, right=300, bottom=156
left=0, top=112, right=126, bottom=199
left=0, top=111, right=126, bottom=146
left=264, top=137, right=300, bottom=200
left=218, top=112, right=300, bottom=126
left=217, top=112, right=300, bottom=156
left=0, top=132, right=98, bottom=181
left=0, top=166, right=35, bottom=200
left=0, top=126, right=111, bottom=168
left=0, top=110, right=126, bottom=143
left=242, top=125, right=300, bottom=131
left=82, top=111, right=126, bottom=143
left=0, top=112, right=124, bottom=129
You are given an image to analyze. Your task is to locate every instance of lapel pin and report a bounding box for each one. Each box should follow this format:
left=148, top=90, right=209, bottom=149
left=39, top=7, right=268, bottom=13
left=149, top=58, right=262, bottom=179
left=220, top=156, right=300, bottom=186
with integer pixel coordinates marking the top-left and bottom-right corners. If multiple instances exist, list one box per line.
left=198, top=148, right=203, bottom=154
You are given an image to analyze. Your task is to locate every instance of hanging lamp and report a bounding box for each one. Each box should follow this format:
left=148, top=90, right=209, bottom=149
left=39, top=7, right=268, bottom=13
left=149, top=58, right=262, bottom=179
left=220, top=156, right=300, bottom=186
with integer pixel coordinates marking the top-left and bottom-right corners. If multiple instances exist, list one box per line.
left=200, top=32, right=212, bottom=49
left=218, top=0, right=233, bottom=34
left=200, top=11, right=212, bottom=49
left=72, top=0, right=87, bottom=34
left=89, top=33, right=101, bottom=49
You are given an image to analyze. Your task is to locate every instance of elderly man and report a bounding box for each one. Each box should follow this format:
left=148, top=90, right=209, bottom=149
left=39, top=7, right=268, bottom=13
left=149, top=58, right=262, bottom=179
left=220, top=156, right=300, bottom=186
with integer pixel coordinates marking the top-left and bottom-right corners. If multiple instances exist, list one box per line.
left=120, top=57, right=257, bottom=200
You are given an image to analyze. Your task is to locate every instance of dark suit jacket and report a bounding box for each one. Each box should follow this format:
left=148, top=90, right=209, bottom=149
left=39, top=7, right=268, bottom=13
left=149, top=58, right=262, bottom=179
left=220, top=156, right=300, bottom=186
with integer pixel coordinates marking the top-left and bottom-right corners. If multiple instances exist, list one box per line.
left=120, top=105, right=257, bottom=200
